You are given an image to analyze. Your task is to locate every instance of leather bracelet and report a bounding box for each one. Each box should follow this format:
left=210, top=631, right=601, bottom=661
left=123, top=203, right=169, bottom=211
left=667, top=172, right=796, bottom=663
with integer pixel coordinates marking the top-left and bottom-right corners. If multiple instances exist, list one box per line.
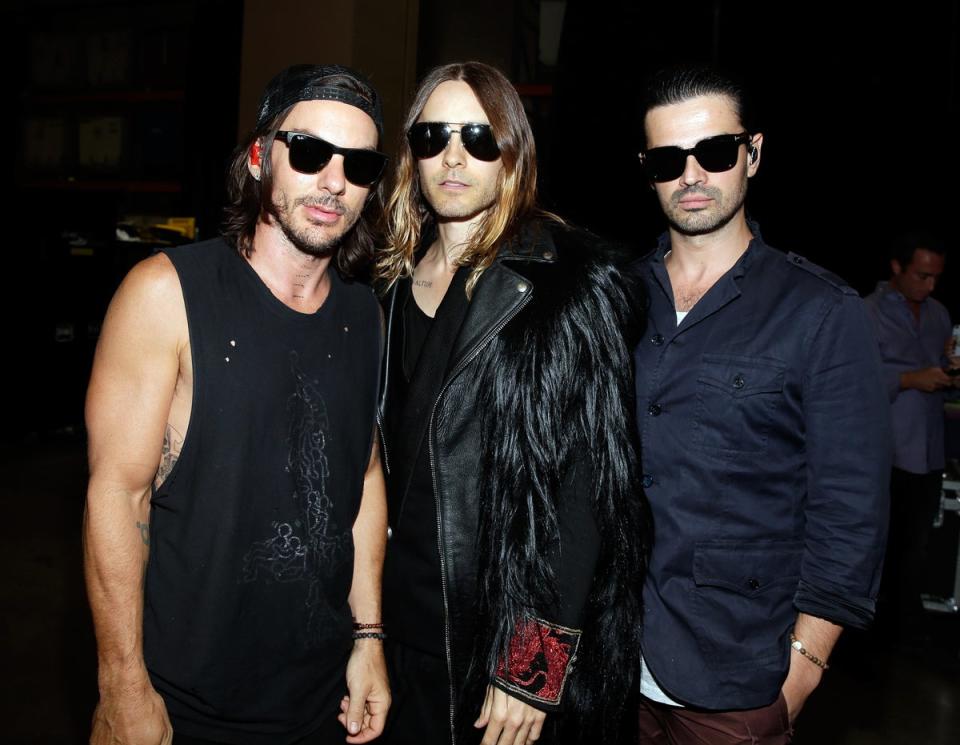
left=352, top=631, right=387, bottom=641
left=789, top=632, right=829, bottom=670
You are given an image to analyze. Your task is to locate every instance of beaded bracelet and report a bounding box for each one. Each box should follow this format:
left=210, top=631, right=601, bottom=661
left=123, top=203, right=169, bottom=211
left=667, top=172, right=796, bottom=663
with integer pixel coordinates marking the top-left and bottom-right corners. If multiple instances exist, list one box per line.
left=352, top=621, right=385, bottom=630
left=789, top=632, right=829, bottom=670
left=352, top=631, right=387, bottom=641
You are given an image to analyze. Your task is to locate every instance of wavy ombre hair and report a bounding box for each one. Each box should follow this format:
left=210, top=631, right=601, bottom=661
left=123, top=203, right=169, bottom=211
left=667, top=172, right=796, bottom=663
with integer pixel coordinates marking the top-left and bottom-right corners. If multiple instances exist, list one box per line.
left=377, top=62, right=549, bottom=295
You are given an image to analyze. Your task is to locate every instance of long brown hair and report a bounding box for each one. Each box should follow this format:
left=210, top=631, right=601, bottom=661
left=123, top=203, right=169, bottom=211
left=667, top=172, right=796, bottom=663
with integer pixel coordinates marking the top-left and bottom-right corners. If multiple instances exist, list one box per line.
left=221, top=72, right=383, bottom=282
left=377, top=62, right=552, bottom=294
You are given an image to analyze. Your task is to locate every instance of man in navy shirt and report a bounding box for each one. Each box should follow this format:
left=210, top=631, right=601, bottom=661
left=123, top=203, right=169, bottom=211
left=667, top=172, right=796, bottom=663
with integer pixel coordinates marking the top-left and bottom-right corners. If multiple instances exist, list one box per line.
left=864, top=233, right=956, bottom=643
left=631, top=65, right=891, bottom=744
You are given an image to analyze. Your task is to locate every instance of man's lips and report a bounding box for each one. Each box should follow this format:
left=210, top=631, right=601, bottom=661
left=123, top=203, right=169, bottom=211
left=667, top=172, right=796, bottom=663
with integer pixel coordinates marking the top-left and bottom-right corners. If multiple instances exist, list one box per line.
left=439, top=179, right=470, bottom=189
left=678, top=196, right=713, bottom=209
left=304, top=204, right=343, bottom=224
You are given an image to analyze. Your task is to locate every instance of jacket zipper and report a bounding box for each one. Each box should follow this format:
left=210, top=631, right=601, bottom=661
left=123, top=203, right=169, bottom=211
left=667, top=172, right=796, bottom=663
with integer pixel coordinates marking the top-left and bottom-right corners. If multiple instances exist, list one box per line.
left=375, top=409, right=391, bottom=475
left=376, top=285, right=399, bottom=477
left=427, top=290, right=532, bottom=745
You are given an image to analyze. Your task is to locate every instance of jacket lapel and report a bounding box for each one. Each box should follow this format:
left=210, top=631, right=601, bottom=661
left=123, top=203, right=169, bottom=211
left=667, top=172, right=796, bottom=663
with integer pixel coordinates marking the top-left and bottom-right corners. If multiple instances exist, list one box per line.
left=445, top=261, right=531, bottom=380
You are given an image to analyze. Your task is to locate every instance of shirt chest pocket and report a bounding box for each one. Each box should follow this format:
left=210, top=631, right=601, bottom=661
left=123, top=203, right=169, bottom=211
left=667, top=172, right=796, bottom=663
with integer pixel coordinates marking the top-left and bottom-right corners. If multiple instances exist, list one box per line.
left=693, top=354, right=785, bottom=456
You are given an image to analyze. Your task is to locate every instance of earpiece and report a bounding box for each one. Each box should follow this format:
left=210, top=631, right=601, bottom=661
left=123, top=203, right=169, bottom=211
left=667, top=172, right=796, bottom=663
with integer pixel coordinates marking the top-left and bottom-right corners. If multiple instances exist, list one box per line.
left=749, top=146, right=758, bottom=164
left=250, top=140, right=262, bottom=167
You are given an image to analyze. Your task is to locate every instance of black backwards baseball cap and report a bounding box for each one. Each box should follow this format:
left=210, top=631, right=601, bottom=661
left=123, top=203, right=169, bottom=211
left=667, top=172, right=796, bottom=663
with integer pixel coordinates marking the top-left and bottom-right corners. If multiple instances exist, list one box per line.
left=255, top=64, right=384, bottom=140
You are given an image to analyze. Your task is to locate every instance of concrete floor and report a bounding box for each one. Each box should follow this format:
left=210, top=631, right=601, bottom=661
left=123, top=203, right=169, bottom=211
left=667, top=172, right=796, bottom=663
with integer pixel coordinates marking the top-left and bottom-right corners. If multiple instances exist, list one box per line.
left=2, top=434, right=958, bottom=744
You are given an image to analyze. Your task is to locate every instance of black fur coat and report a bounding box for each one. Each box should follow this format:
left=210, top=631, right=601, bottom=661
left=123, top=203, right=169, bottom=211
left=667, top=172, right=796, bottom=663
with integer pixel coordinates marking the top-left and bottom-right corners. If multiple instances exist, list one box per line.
left=379, top=218, right=650, bottom=743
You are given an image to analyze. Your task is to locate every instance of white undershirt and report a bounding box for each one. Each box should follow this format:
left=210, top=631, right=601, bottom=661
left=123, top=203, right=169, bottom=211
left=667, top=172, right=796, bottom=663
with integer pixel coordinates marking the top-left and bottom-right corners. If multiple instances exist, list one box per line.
left=665, top=250, right=690, bottom=327
left=639, top=654, right=684, bottom=706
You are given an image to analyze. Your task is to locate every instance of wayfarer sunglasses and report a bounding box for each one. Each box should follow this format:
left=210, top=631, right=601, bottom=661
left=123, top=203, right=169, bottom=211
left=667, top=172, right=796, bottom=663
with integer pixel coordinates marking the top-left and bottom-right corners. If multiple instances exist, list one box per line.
left=407, top=122, right=501, bottom=162
left=274, top=131, right=387, bottom=186
left=639, top=132, right=753, bottom=183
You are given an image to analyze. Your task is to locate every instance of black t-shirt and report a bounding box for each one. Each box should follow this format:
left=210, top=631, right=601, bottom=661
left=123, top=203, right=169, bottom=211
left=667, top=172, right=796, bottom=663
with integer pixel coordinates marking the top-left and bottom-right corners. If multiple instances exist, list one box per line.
left=403, top=291, right=433, bottom=378
left=382, top=272, right=469, bottom=658
left=383, top=287, right=446, bottom=656
left=145, top=240, right=381, bottom=744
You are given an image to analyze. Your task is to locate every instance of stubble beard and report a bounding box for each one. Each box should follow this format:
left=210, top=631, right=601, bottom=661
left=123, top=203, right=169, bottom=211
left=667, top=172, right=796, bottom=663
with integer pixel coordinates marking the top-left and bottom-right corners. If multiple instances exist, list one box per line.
left=423, top=173, right=499, bottom=222
left=274, top=191, right=361, bottom=258
left=662, top=176, right=748, bottom=237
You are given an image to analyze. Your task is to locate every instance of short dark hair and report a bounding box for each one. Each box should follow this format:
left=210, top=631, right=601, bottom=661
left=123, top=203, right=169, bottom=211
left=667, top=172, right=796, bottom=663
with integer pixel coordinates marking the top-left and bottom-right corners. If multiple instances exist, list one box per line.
left=890, top=231, right=948, bottom=268
left=640, top=64, right=752, bottom=139
left=221, top=67, right=383, bottom=281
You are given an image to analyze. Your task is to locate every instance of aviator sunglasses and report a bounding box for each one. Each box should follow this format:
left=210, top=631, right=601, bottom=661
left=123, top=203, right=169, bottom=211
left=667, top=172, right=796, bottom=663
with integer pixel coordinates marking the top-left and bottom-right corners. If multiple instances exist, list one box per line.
left=407, top=122, right=501, bottom=162
left=274, top=131, right=387, bottom=186
left=639, top=132, right=753, bottom=182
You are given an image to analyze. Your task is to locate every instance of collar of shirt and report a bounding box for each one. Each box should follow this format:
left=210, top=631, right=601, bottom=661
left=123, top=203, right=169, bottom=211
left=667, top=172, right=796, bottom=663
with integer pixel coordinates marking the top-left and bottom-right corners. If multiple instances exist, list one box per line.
left=872, top=279, right=943, bottom=330
left=646, top=222, right=765, bottom=329
left=873, top=279, right=942, bottom=312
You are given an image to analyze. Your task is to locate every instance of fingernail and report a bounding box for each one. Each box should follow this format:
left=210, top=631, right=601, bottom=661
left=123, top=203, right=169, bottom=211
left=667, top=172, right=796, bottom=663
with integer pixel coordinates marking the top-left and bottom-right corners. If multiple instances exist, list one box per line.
left=350, top=721, right=360, bottom=734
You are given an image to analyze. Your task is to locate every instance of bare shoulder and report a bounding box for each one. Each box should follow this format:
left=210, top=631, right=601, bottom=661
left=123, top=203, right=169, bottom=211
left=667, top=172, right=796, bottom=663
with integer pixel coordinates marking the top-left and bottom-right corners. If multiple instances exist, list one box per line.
left=114, top=252, right=183, bottom=308
left=103, top=252, right=187, bottom=346
left=87, top=252, right=189, bottom=488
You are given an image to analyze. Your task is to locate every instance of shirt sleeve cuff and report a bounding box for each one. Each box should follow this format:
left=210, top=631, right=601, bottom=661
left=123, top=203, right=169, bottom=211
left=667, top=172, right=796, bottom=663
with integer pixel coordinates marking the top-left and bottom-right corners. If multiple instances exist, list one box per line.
left=794, top=579, right=876, bottom=629
left=493, top=615, right=582, bottom=709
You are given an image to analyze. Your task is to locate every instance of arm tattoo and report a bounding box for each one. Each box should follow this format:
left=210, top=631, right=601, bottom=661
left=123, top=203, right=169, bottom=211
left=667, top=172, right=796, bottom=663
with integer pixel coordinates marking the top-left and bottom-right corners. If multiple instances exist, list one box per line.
left=154, top=423, right=184, bottom=488
left=136, top=521, right=150, bottom=547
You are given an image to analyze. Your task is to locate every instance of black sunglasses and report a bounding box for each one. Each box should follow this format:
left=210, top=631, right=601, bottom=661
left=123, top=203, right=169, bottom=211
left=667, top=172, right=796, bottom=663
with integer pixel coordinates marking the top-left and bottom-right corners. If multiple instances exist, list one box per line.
left=640, top=133, right=753, bottom=183
left=407, top=122, right=501, bottom=162
left=273, top=131, right=387, bottom=186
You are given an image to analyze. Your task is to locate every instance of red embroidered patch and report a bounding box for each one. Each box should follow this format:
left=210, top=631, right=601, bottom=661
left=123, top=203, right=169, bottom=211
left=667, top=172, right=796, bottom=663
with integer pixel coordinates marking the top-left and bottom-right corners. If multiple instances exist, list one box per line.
left=495, top=617, right=581, bottom=704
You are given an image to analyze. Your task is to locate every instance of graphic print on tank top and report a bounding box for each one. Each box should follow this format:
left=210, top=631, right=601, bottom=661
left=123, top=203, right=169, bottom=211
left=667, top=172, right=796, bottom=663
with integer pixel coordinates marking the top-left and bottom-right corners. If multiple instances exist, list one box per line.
left=241, top=351, right=351, bottom=646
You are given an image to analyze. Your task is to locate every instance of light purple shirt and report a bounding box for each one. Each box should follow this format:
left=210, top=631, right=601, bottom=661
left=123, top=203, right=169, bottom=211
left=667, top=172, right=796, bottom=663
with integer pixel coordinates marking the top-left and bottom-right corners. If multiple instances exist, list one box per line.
left=864, top=281, right=951, bottom=474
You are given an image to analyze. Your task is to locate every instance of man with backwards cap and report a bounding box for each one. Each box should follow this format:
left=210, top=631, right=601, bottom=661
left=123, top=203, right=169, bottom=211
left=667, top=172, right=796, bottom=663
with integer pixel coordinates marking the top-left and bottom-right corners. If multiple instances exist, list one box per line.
left=84, top=65, right=390, bottom=744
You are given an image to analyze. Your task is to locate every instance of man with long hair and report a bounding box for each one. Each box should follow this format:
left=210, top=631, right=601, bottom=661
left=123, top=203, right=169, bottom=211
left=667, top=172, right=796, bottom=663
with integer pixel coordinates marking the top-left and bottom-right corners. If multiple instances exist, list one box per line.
left=376, top=61, right=647, bottom=745
left=84, top=65, right=390, bottom=744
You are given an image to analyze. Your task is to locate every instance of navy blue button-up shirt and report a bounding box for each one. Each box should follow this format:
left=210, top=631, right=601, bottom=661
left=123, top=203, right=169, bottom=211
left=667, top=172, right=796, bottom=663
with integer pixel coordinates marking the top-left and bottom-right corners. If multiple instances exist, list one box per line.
left=632, top=228, right=891, bottom=710
left=863, top=282, right=951, bottom=474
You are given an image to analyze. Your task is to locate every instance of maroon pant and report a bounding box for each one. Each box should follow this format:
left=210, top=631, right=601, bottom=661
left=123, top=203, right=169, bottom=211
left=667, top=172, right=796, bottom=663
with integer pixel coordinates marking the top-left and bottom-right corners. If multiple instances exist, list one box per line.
left=638, top=693, right=793, bottom=744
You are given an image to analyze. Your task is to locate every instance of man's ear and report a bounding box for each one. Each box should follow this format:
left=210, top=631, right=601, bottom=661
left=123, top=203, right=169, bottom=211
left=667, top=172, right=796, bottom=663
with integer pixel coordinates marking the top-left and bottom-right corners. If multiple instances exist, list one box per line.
left=247, top=140, right=262, bottom=181
left=747, top=132, right=763, bottom=176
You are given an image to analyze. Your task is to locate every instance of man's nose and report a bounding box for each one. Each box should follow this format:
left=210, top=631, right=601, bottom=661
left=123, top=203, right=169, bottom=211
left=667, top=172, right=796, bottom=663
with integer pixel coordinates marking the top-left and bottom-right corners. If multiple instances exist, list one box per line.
left=680, top=154, right=706, bottom=186
left=442, top=133, right=467, bottom=168
left=317, top=154, right=347, bottom=195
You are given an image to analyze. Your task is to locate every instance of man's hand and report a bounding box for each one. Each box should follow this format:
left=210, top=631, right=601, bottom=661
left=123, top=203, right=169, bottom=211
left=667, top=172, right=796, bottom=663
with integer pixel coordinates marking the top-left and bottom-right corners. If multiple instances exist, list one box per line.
left=779, top=650, right=823, bottom=723
left=90, top=681, right=172, bottom=745
left=943, top=334, right=960, bottom=367
left=780, top=614, right=840, bottom=723
left=474, top=685, right=546, bottom=745
left=338, top=640, right=390, bottom=743
left=901, top=366, right=954, bottom=392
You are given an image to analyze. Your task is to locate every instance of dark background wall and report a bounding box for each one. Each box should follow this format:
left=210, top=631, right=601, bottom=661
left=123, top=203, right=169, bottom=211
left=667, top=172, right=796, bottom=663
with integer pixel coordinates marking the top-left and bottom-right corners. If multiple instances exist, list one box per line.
left=547, top=1, right=959, bottom=303
left=11, top=0, right=245, bottom=436
left=11, top=0, right=960, bottom=438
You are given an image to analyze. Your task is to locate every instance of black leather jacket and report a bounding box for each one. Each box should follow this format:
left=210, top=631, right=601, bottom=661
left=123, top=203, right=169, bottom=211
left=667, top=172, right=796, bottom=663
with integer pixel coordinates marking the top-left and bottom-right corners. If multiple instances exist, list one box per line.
left=378, top=219, right=647, bottom=743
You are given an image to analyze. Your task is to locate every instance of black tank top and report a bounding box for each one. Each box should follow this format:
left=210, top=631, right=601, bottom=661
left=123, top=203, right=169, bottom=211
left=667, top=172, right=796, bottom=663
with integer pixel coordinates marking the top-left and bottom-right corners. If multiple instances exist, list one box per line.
left=144, top=239, right=380, bottom=744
